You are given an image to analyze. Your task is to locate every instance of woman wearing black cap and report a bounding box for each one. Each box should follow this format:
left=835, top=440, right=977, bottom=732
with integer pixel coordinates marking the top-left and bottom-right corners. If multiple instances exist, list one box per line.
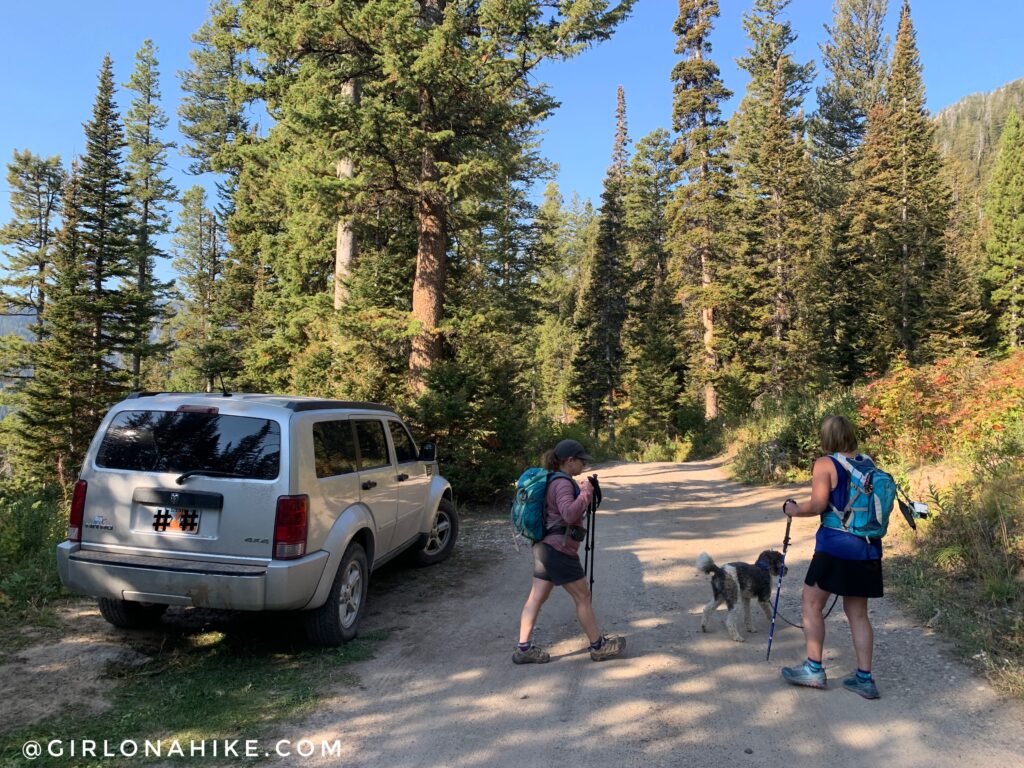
left=514, top=439, right=625, bottom=664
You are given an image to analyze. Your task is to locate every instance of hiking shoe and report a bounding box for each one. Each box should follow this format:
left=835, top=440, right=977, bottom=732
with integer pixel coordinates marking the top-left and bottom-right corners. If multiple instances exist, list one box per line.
left=781, top=661, right=827, bottom=689
left=842, top=673, right=880, bottom=699
left=589, top=634, right=626, bottom=661
left=512, top=645, right=550, bottom=664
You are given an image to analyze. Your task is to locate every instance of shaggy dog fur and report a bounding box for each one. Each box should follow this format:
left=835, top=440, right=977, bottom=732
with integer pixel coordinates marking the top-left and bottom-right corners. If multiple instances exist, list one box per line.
left=696, top=550, right=787, bottom=642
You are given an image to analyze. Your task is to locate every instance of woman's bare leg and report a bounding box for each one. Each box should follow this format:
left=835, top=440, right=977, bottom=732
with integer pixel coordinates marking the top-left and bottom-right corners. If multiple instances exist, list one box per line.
left=519, top=578, right=555, bottom=644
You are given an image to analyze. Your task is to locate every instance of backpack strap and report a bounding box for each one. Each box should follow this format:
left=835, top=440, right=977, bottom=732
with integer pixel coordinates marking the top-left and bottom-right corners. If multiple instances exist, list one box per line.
left=544, top=471, right=578, bottom=538
left=831, top=453, right=867, bottom=529
left=830, top=452, right=885, bottom=536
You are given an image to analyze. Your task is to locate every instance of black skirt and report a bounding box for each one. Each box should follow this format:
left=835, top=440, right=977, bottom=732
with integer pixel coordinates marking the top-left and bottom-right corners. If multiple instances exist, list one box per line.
left=804, top=550, right=883, bottom=598
left=532, top=542, right=586, bottom=586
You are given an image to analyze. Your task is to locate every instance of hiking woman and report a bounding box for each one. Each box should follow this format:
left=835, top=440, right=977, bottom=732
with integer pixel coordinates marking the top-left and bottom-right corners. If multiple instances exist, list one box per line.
left=514, top=439, right=625, bottom=664
left=779, top=415, right=882, bottom=699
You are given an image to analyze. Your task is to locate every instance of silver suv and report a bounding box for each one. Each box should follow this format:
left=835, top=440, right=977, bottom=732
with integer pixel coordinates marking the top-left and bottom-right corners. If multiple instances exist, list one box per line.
left=56, top=393, right=457, bottom=645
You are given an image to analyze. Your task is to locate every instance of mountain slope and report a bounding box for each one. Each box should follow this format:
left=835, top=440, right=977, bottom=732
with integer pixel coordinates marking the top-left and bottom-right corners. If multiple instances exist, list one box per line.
left=934, top=78, right=1024, bottom=190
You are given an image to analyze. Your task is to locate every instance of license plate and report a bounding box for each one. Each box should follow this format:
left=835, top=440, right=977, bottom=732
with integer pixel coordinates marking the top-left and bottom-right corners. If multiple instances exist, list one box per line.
left=152, top=507, right=201, bottom=534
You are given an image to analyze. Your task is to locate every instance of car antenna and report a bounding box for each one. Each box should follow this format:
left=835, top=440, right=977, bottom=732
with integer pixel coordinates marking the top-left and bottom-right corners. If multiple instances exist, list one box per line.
left=218, top=374, right=231, bottom=397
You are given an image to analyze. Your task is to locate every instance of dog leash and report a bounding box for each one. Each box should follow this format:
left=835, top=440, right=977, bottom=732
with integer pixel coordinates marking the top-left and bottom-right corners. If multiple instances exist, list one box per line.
left=766, top=511, right=792, bottom=661
left=775, top=595, right=839, bottom=628
left=767, top=499, right=839, bottom=643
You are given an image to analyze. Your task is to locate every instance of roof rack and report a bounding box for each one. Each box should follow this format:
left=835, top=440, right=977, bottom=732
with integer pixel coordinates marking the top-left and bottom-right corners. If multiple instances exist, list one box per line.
left=125, top=391, right=231, bottom=399
left=122, top=393, right=391, bottom=413
left=284, top=400, right=391, bottom=413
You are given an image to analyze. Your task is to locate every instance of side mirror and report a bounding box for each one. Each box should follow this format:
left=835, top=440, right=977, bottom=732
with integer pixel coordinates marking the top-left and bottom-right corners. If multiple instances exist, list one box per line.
left=419, top=442, right=436, bottom=462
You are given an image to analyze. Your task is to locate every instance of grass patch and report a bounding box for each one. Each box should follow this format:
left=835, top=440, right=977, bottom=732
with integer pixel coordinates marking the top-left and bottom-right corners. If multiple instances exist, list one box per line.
left=0, top=613, right=388, bottom=767
left=0, top=600, right=63, bottom=662
left=885, top=470, right=1024, bottom=699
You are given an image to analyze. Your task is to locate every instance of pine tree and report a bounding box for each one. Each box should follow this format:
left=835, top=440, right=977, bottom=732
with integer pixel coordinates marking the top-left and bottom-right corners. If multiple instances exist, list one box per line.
left=14, top=160, right=125, bottom=485
left=124, top=39, right=176, bottom=389
left=811, top=0, right=889, bottom=189
left=534, top=186, right=590, bottom=424
left=920, top=160, right=988, bottom=356
left=667, top=0, right=734, bottom=421
left=879, top=1, right=950, bottom=359
left=837, top=100, right=900, bottom=378
left=179, top=0, right=249, bottom=212
left=729, top=0, right=816, bottom=394
left=238, top=0, right=636, bottom=393
left=839, top=1, right=953, bottom=375
left=0, top=150, right=66, bottom=334
left=74, top=55, right=138, bottom=361
left=984, top=108, right=1024, bottom=348
left=621, top=129, right=682, bottom=444
left=572, top=87, right=630, bottom=440
left=806, top=0, right=889, bottom=378
left=167, top=186, right=235, bottom=390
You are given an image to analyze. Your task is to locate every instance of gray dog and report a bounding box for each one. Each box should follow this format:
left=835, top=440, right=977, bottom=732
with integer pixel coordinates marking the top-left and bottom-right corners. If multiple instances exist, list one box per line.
left=696, top=550, right=787, bottom=642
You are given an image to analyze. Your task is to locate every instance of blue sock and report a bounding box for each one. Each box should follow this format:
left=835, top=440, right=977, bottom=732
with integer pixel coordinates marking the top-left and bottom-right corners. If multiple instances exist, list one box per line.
left=856, top=668, right=872, bottom=681
left=518, top=642, right=532, bottom=652
left=590, top=636, right=605, bottom=650
left=806, top=658, right=823, bottom=672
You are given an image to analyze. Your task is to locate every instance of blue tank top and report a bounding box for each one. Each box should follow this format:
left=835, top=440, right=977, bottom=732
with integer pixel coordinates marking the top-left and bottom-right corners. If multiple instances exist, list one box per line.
left=815, top=455, right=883, bottom=561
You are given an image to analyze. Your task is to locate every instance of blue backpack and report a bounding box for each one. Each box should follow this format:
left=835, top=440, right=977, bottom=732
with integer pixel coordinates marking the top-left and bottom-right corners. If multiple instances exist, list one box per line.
left=510, top=469, right=572, bottom=541
left=822, top=453, right=898, bottom=540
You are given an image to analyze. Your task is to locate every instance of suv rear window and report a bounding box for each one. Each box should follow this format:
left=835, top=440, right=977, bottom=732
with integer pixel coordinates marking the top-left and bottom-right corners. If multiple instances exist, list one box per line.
left=96, top=410, right=281, bottom=479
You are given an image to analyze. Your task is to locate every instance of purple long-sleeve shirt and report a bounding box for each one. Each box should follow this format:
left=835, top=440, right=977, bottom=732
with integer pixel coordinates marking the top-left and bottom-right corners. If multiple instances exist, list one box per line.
left=541, top=475, right=593, bottom=555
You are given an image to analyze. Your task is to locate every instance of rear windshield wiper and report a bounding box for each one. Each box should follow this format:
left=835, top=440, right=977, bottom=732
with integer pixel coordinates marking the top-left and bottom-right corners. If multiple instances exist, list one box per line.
left=175, top=470, right=252, bottom=485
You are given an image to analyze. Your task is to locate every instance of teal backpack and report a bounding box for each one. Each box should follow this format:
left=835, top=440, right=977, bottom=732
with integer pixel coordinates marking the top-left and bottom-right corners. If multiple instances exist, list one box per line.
left=822, top=453, right=898, bottom=540
left=511, top=468, right=572, bottom=541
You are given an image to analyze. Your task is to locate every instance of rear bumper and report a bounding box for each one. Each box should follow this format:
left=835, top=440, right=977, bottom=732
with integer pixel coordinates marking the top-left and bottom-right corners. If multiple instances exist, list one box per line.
left=56, top=542, right=328, bottom=611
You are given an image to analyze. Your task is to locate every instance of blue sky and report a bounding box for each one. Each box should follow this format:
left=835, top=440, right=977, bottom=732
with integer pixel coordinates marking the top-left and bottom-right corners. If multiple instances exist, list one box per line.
left=1, top=0, right=1023, bottom=224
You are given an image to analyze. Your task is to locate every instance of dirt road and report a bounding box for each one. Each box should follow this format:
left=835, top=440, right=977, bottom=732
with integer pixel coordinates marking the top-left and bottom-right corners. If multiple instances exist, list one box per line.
left=275, top=459, right=1023, bottom=768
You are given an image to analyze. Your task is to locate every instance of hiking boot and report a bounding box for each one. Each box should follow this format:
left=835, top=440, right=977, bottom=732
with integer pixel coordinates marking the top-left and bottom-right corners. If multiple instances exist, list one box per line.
left=589, top=634, right=626, bottom=661
left=512, top=644, right=550, bottom=664
left=842, top=673, right=880, bottom=699
left=781, top=660, right=827, bottom=689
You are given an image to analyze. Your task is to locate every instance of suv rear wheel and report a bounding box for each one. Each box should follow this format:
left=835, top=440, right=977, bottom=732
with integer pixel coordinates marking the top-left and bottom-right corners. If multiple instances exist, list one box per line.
left=305, top=542, right=368, bottom=645
left=97, top=598, right=168, bottom=629
left=412, top=498, right=458, bottom=566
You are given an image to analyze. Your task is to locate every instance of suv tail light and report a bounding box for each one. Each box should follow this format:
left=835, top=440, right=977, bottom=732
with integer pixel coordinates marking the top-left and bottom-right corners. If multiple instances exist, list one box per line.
left=273, top=495, right=308, bottom=559
left=68, top=480, right=87, bottom=542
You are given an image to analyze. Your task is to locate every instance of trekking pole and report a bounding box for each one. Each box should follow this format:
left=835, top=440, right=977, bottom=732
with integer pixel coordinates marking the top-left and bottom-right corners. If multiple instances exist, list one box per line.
left=582, top=502, right=592, bottom=586
left=586, top=475, right=601, bottom=594
left=766, top=503, right=794, bottom=662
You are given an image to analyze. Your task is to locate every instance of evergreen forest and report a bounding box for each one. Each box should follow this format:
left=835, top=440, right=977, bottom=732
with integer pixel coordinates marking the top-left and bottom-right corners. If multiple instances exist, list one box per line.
left=1, top=1, right=1023, bottom=642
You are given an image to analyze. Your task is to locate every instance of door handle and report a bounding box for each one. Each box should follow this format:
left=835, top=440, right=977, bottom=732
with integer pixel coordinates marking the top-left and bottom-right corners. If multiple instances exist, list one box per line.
left=396, top=473, right=409, bottom=482
left=361, top=480, right=377, bottom=490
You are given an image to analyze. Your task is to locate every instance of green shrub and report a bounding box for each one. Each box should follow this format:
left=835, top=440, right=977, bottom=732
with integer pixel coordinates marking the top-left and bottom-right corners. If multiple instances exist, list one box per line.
left=730, top=389, right=858, bottom=484
left=889, top=469, right=1024, bottom=694
left=0, top=482, right=65, bottom=612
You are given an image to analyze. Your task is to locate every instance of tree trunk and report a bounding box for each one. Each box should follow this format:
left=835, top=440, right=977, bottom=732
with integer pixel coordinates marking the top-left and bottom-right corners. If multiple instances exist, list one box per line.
left=701, top=252, right=719, bottom=421
left=334, top=79, right=360, bottom=310
left=409, top=123, right=446, bottom=392
left=409, top=0, right=447, bottom=393
left=133, top=199, right=149, bottom=391
left=698, top=122, right=719, bottom=421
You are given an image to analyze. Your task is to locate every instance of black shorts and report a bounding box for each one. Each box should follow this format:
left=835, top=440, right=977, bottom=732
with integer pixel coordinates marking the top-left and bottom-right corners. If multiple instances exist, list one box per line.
left=532, top=542, right=586, bottom=586
left=804, top=551, right=883, bottom=598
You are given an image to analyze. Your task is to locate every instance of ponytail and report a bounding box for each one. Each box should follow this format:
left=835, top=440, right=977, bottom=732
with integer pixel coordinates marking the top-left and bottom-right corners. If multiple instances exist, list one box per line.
left=540, top=449, right=560, bottom=472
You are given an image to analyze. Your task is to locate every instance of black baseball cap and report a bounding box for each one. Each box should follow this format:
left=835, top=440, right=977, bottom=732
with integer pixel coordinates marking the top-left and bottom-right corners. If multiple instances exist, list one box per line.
left=554, top=439, right=593, bottom=463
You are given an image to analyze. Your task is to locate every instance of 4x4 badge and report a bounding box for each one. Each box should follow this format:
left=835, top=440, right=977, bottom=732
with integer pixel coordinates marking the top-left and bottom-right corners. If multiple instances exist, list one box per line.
left=170, top=492, right=180, bottom=505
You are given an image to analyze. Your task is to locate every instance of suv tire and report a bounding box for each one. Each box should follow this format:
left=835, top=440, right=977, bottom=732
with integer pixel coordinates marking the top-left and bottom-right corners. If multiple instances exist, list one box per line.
left=412, top=498, right=459, bottom=567
left=97, top=598, right=167, bottom=629
left=305, top=542, right=368, bottom=645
